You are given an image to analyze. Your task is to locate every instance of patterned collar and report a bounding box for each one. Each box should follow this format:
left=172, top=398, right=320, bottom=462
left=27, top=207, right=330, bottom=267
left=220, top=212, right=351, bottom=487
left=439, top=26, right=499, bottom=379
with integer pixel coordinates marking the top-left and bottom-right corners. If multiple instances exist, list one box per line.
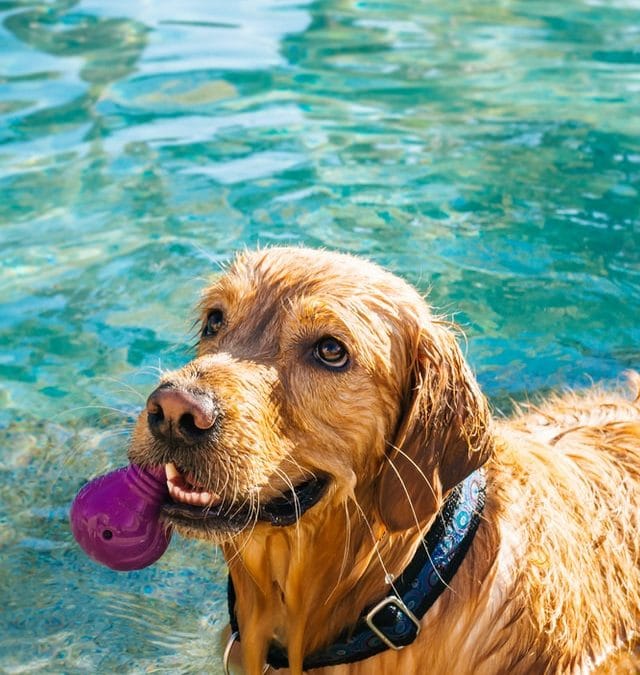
left=226, top=469, right=486, bottom=671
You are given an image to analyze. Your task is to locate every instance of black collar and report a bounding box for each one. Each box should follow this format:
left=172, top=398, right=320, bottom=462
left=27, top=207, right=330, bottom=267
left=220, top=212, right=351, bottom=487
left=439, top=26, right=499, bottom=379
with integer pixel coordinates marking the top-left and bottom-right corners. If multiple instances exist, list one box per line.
left=227, top=469, right=486, bottom=670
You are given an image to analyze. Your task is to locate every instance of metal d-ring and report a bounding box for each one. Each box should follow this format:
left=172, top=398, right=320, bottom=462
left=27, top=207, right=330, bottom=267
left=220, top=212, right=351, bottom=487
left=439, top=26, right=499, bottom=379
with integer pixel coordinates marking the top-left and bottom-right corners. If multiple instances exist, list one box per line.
left=222, top=631, right=239, bottom=675
left=222, top=631, right=269, bottom=675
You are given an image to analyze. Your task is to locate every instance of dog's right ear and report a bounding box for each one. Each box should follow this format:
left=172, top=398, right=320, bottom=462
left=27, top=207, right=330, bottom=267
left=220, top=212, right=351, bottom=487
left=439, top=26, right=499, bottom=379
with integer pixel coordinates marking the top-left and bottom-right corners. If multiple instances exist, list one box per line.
left=377, top=320, right=493, bottom=532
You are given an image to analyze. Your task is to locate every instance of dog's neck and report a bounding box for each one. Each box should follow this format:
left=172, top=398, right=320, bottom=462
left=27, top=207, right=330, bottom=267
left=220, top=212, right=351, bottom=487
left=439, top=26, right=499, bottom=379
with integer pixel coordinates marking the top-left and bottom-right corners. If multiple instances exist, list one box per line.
left=224, top=495, right=418, bottom=673
left=223, top=475, right=485, bottom=675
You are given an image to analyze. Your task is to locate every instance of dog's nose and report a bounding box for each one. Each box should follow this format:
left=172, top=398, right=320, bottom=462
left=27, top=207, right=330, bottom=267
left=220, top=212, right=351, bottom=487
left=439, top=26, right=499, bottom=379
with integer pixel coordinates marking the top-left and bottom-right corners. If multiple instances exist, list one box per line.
left=146, top=386, right=217, bottom=443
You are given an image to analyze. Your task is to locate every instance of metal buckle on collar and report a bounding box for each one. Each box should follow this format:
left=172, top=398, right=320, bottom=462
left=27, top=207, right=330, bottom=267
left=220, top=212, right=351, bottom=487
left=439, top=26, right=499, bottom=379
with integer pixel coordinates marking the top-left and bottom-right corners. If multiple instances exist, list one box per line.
left=364, top=596, right=421, bottom=651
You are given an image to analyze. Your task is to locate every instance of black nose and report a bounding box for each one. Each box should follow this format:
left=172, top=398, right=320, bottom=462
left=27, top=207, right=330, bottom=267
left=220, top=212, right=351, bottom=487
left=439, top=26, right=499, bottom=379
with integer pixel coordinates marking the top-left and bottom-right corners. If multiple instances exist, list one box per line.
left=146, top=385, right=218, bottom=444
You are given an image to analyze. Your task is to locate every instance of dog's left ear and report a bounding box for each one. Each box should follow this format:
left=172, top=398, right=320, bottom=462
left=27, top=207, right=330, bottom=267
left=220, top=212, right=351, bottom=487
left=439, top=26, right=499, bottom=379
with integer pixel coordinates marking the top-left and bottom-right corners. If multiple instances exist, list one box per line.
left=377, top=320, right=494, bottom=532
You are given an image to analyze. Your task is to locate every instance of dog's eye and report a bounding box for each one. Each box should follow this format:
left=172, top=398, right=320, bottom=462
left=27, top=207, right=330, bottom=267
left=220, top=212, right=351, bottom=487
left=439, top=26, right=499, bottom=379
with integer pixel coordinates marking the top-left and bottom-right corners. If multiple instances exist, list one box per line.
left=203, top=309, right=224, bottom=337
left=313, top=337, right=349, bottom=369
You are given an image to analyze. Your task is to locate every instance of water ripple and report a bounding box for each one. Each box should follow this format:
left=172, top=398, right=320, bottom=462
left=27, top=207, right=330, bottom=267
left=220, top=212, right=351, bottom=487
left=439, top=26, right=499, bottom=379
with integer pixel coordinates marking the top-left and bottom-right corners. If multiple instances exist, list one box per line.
left=1, top=0, right=639, bottom=671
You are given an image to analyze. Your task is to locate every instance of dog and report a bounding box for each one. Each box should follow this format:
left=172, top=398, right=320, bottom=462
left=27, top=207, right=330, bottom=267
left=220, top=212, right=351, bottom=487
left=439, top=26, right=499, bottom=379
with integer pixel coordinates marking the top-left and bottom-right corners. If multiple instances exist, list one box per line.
left=128, top=247, right=640, bottom=674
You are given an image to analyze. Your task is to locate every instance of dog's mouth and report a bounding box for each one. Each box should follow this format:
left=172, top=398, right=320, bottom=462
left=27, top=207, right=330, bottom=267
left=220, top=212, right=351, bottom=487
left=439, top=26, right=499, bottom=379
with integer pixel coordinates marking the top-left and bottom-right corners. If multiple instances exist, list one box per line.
left=161, top=463, right=329, bottom=533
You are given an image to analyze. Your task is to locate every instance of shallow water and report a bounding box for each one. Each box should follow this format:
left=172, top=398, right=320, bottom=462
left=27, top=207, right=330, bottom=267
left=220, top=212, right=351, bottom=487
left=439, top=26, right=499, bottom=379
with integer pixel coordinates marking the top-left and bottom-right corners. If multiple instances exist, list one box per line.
left=1, top=0, right=639, bottom=672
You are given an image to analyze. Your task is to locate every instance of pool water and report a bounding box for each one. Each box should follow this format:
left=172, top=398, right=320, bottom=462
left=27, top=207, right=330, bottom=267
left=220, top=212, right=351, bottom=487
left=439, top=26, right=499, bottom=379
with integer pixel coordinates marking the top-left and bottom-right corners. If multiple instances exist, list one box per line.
left=1, top=0, right=639, bottom=672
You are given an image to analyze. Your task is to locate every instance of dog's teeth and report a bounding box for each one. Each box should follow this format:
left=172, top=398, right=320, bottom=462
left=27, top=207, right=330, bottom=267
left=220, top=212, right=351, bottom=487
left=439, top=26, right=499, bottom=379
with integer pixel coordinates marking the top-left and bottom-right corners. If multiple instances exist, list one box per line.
left=165, top=463, right=180, bottom=481
left=185, top=472, right=205, bottom=490
left=165, top=465, right=221, bottom=507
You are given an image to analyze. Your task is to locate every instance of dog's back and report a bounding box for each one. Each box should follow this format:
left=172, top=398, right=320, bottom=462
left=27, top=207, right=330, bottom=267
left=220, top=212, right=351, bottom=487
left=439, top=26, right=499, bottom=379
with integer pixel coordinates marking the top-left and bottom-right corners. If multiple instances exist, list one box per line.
left=484, top=376, right=640, bottom=673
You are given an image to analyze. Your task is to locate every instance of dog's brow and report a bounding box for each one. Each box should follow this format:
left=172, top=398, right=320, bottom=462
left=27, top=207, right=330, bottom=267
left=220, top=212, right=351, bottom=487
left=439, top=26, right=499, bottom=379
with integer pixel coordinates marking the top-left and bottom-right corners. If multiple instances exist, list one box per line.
left=199, top=285, right=224, bottom=311
left=288, top=298, right=355, bottom=336
left=284, top=296, right=398, bottom=375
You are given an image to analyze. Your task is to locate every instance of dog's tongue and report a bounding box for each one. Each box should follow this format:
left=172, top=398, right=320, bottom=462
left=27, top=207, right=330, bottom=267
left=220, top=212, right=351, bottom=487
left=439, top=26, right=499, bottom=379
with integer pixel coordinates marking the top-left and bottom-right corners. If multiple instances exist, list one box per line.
left=165, top=462, right=222, bottom=507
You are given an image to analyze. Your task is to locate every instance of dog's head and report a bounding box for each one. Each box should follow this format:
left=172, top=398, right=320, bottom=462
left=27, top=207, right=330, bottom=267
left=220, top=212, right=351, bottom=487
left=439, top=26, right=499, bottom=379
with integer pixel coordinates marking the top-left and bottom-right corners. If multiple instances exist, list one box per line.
left=128, top=247, right=493, bottom=541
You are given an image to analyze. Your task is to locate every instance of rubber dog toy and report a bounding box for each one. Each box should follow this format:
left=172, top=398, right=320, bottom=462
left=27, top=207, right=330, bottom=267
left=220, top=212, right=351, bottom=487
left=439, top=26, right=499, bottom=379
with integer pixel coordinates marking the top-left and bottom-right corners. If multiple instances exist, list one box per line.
left=69, top=464, right=171, bottom=571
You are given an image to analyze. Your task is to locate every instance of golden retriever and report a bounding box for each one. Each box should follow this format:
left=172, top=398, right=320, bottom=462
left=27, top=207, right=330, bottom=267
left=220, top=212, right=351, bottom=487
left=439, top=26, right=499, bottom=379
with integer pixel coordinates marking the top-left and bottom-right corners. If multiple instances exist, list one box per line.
left=128, top=247, right=640, bottom=675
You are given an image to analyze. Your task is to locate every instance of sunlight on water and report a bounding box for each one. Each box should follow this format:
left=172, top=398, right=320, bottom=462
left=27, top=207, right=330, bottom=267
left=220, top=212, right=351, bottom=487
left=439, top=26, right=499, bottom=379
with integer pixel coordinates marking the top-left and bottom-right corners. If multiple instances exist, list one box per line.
left=1, top=0, right=638, bottom=671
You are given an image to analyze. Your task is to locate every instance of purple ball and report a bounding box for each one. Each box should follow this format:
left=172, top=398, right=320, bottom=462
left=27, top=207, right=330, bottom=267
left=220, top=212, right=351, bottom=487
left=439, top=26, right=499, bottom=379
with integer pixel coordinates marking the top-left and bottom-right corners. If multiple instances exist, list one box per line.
left=70, top=464, right=172, bottom=571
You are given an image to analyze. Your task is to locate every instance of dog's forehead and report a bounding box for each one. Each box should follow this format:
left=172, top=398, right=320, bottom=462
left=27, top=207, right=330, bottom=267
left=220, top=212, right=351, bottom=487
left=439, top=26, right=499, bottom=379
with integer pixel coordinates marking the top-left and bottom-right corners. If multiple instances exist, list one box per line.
left=216, top=247, right=416, bottom=307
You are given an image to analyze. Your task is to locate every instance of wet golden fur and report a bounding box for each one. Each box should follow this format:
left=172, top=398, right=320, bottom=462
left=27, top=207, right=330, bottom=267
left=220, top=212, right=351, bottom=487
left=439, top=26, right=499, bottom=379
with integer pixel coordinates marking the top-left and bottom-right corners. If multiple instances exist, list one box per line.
left=128, top=247, right=640, bottom=674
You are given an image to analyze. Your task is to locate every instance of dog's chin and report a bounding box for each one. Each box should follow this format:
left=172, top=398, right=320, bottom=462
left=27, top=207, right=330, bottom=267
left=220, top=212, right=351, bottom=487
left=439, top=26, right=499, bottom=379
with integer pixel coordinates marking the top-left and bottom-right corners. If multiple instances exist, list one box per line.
left=160, top=503, right=252, bottom=543
left=161, top=469, right=330, bottom=541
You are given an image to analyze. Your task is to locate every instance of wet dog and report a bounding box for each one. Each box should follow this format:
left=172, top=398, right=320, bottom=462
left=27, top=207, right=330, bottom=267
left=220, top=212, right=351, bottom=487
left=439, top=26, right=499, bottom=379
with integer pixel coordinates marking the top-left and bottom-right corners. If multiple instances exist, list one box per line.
left=128, top=247, right=640, bottom=674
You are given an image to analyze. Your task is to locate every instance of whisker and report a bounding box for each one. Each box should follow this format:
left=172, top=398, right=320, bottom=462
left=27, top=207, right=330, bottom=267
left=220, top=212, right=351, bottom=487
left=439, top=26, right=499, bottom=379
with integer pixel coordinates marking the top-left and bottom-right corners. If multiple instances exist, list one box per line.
left=51, top=404, right=134, bottom=421
left=383, top=446, right=455, bottom=592
left=324, top=498, right=352, bottom=604
left=385, top=441, right=439, bottom=506
left=225, top=494, right=260, bottom=566
left=272, top=467, right=302, bottom=551
left=350, top=498, right=396, bottom=594
left=92, top=376, right=148, bottom=402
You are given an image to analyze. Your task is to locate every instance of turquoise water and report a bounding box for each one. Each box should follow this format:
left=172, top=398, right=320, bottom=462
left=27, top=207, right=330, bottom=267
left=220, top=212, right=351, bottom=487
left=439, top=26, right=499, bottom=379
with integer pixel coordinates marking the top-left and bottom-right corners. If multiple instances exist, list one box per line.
left=1, top=0, right=639, bottom=671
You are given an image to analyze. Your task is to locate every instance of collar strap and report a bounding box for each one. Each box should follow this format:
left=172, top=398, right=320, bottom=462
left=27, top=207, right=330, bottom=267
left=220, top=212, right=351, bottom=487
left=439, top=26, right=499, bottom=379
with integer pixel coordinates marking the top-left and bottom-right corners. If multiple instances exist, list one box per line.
left=227, top=469, right=486, bottom=670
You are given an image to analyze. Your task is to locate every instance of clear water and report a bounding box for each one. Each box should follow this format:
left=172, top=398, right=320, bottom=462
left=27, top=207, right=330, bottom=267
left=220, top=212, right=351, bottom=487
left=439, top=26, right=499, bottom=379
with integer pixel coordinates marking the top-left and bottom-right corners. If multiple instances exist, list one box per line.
left=1, top=0, right=639, bottom=671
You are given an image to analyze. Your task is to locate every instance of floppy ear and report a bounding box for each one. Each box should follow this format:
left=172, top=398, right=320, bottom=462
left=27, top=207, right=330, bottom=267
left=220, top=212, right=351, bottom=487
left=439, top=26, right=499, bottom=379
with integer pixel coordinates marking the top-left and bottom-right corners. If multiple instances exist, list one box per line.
left=377, top=320, right=494, bottom=532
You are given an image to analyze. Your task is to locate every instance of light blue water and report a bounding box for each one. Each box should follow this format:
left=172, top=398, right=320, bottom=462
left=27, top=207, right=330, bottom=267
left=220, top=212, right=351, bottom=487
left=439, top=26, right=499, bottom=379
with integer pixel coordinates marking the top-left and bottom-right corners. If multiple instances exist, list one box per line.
left=1, top=0, right=639, bottom=672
